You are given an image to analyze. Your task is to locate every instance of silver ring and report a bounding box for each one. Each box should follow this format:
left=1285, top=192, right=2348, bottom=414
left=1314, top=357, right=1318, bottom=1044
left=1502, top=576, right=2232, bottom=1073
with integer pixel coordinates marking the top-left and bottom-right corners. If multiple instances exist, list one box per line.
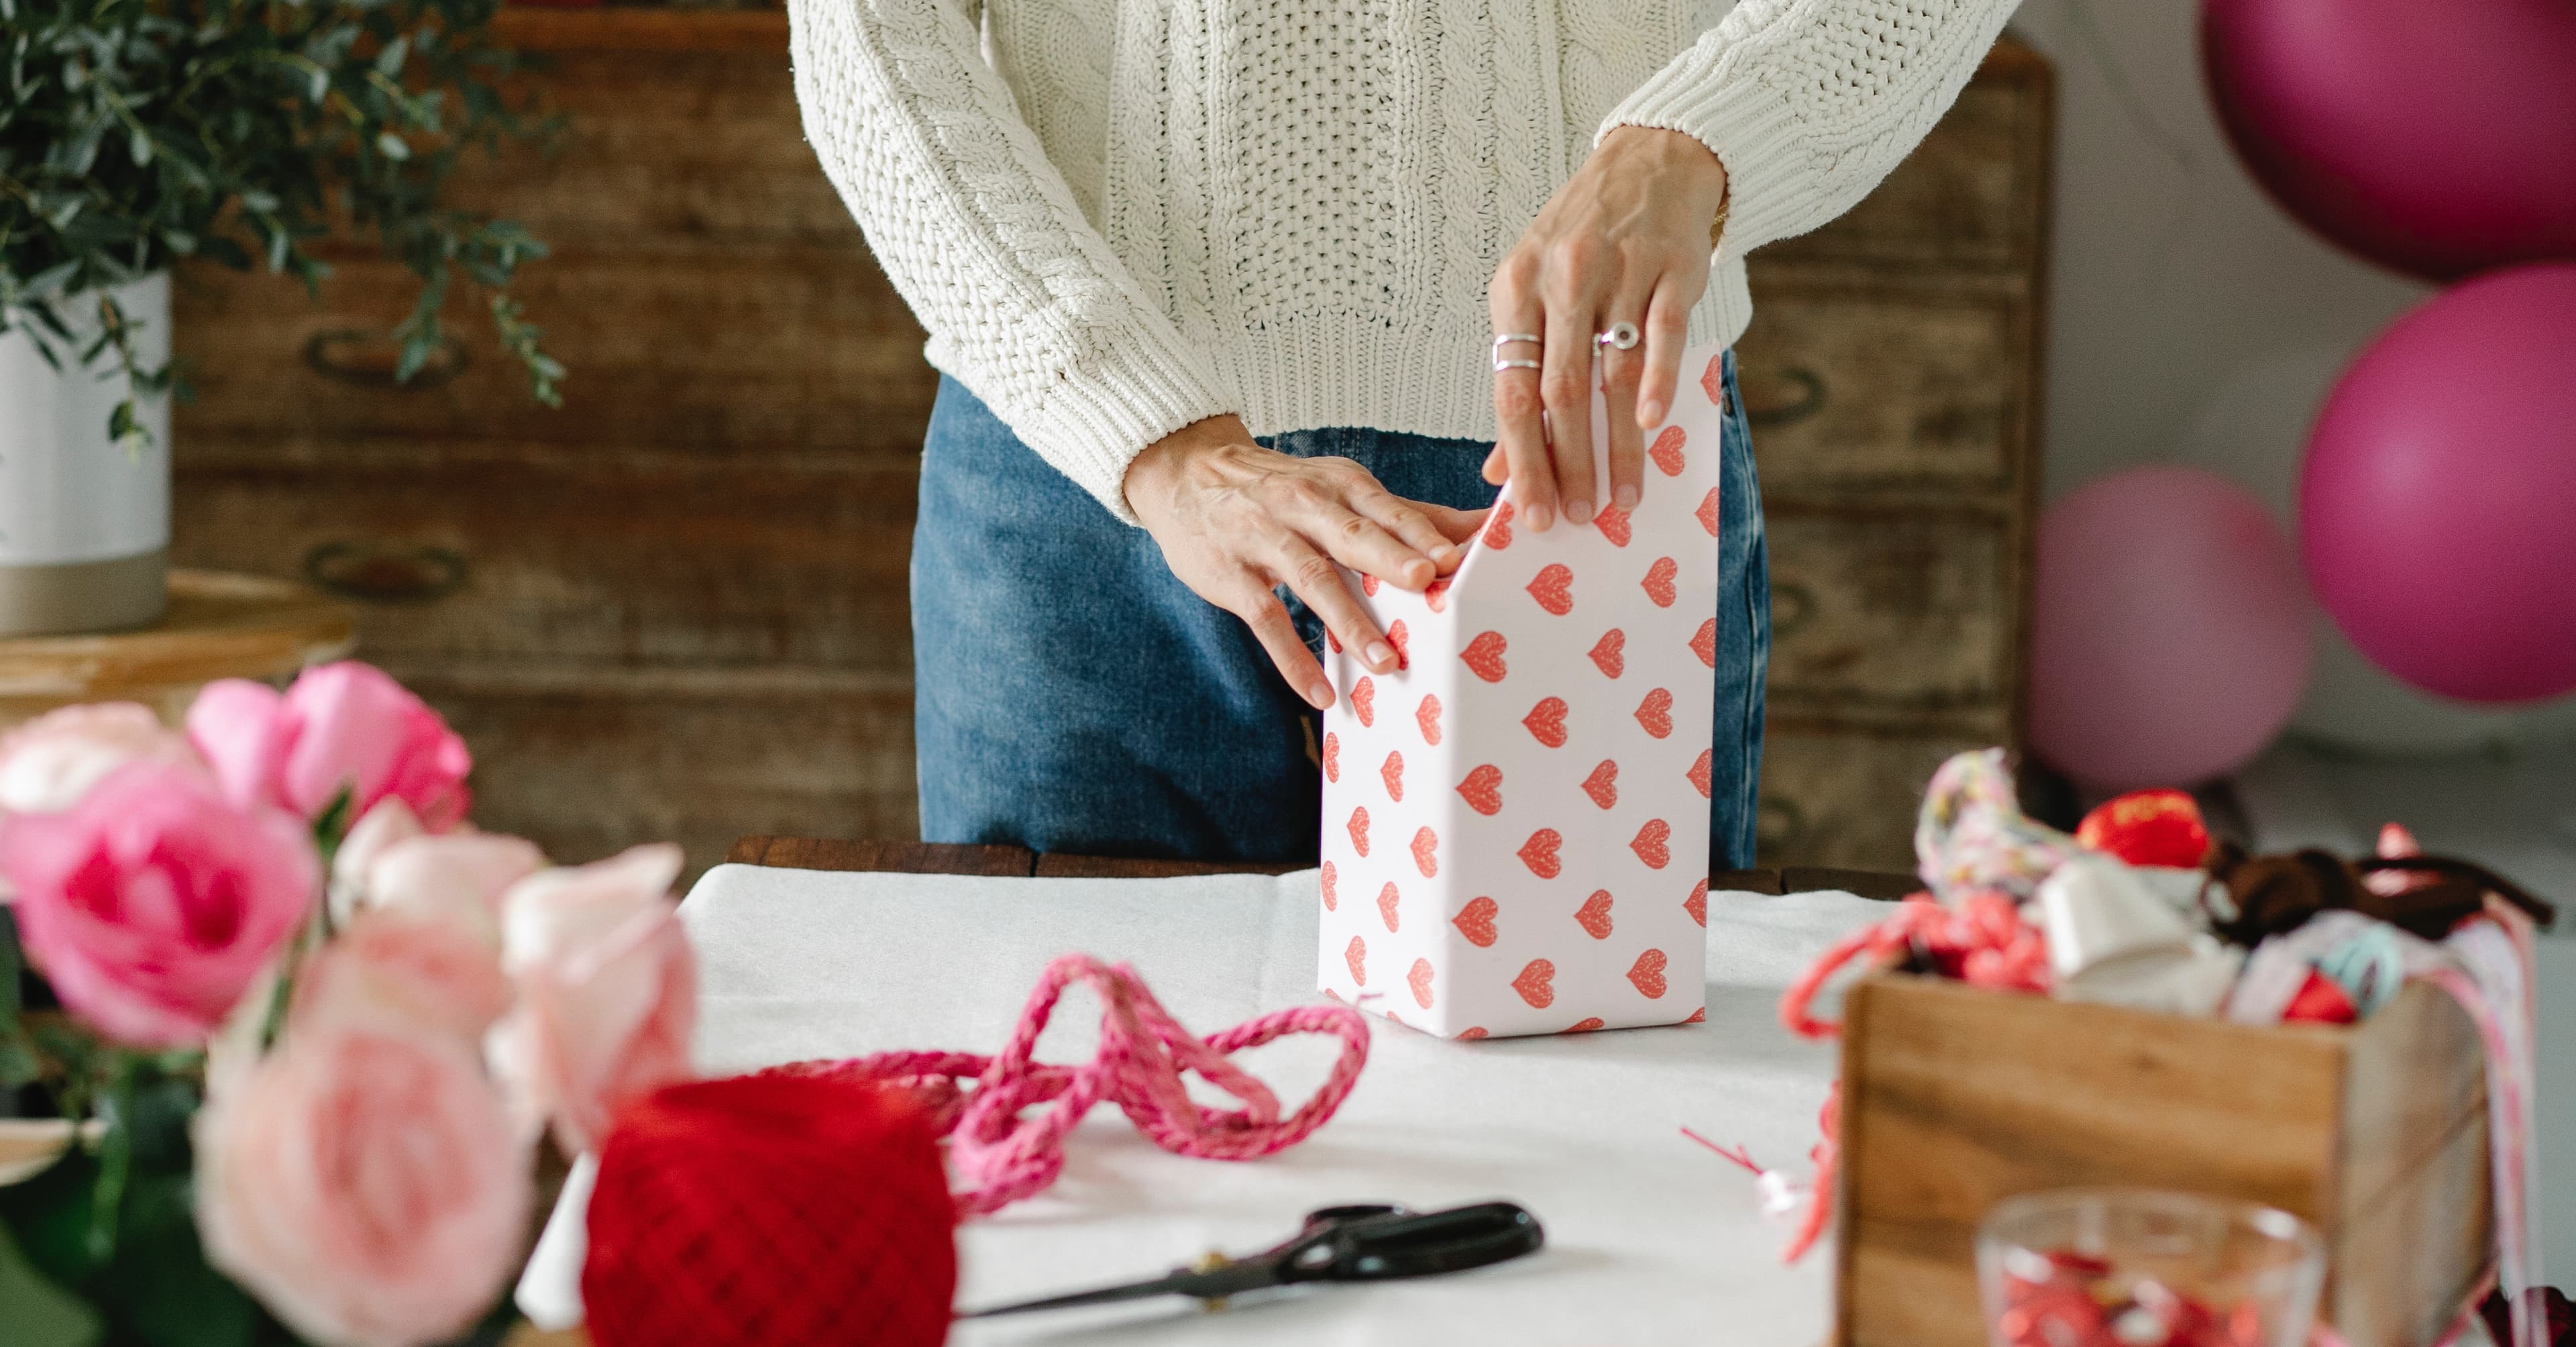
left=1595, top=322, right=1641, bottom=351
left=1493, top=358, right=1542, bottom=372
left=1491, top=333, right=1541, bottom=354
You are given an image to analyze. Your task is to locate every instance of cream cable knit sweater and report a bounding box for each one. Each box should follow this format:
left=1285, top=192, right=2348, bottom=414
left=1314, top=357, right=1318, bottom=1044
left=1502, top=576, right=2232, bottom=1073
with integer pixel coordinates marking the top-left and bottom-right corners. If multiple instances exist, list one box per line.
left=789, top=0, right=2021, bottom=521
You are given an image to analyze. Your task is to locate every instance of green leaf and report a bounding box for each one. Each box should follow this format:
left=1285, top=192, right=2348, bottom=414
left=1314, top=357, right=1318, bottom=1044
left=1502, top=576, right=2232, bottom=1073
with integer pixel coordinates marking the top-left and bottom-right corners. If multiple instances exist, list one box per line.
left=374, top=130, right=409, bottom=160
left=0, top=1222, right=101, bottom=1347
left=125, top=125, right=151, bottom=167
left=374, top=34, right=406, bottom=76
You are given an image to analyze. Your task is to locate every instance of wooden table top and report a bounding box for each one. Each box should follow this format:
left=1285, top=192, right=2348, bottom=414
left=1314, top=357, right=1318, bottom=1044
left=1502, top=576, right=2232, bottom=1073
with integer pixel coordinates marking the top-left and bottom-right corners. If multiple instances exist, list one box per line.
left=0, top=570, right=356, bottom=723
left=724, top=834, right=1921, bottom=900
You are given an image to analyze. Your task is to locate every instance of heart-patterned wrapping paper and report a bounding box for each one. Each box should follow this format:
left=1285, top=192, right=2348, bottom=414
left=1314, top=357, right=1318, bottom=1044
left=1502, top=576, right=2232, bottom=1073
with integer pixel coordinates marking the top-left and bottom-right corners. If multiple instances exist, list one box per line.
left=1317, top=342, right=1726, bottom=1038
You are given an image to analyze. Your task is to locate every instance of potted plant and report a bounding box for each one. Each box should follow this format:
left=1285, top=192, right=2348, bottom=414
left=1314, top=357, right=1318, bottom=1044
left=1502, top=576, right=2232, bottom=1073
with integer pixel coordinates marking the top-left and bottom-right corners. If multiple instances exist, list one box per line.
left=0, top=0, right=561, bottom=639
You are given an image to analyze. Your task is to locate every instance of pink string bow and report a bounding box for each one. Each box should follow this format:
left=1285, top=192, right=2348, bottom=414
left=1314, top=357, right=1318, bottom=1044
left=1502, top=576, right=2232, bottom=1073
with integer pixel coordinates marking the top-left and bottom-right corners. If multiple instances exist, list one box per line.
left=767, top=954, right=1373, bottom=1217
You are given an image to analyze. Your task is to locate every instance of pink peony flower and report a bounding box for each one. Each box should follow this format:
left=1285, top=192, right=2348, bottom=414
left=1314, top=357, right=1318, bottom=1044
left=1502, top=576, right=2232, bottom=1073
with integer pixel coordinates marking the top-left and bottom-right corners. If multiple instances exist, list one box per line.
left=0, top=761, right=317, bottom=1046
left=187, top=663, right=472, bottom=830
left=0, top=702, right=205, bottom=815
left=195, top=1015, right=532, bottom=1347
left=495, top=844, right=696, bottom=1152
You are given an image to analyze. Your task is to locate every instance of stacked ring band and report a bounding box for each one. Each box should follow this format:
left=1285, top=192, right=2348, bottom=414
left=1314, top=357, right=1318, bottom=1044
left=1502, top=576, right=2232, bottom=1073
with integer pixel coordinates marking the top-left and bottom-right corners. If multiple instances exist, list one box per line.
left=1491, top=332, right=1542, bottom=372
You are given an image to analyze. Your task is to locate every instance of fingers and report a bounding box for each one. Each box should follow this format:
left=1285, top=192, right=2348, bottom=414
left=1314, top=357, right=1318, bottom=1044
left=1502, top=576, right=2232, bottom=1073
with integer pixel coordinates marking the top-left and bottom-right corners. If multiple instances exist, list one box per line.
left=1234, top=582, right=1335, bottom=710
left=1636, top=269, right=1700, bottom=429
left=1599, top=282, right=1654, bottom=513
left=1275, top=537, right=1397, bottom=676
left=1343, top=476, right=1470, bottom=578
left=1539, top=301, right=1597, bottom=529
left=1419, top=502, right=1491, bottom=545
left=1489, top=259, right=1552, bottom=529
left=1481, top=442, right=1507, bottom=487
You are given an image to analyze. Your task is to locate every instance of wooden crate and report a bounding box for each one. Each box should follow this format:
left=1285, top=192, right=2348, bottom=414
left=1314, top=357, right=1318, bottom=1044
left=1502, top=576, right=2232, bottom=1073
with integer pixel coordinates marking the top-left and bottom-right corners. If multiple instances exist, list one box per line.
left=1835, top=975, right=2492, bottom=1347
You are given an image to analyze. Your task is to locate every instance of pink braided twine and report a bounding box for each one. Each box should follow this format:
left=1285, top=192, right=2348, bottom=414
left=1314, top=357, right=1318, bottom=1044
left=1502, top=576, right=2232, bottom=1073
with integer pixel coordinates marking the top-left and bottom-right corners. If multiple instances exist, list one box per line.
left=763, top=954, right=1372, bottom=1218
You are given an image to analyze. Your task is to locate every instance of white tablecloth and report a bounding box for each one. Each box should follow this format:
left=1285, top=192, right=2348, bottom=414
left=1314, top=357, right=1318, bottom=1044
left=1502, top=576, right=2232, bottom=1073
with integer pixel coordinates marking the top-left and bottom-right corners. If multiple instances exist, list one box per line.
left=541, top=865, right=1888, bottom=1345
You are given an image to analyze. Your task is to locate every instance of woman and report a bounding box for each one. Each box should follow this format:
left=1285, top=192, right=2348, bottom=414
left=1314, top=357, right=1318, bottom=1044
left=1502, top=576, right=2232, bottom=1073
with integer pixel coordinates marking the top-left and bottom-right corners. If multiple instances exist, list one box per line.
left=790, top=0, right=2021, bottom=867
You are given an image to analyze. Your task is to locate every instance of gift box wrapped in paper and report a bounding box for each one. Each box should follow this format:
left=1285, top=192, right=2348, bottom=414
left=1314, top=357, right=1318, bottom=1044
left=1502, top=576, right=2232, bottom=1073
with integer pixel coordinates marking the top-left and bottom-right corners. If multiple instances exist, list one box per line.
left=1313, top=341, right=1730, bottom=1038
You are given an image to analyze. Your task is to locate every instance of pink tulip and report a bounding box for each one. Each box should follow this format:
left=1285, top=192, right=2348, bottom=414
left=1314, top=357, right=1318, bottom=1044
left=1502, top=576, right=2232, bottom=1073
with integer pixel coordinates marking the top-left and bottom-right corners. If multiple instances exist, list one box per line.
left=0, top=702, right=205, bottom=815
left=495, top=845, right=696, bottom=1152
left=0, top=761, right=317, bottom=1047
left=187, top=663, right=472, bottom=830
left=195, top=1015, right=531, bottom=1347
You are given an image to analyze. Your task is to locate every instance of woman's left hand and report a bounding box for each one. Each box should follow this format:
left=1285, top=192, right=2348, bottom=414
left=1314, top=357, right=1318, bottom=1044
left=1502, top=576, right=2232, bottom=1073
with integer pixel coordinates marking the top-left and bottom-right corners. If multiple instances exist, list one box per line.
left=1486, top=126, right=1729, bottom=532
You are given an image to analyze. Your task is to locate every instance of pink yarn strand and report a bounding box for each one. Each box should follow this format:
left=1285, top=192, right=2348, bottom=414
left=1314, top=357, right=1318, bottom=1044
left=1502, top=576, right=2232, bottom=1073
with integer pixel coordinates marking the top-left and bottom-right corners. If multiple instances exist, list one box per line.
left=764, top=955, right=1371, bottom=1217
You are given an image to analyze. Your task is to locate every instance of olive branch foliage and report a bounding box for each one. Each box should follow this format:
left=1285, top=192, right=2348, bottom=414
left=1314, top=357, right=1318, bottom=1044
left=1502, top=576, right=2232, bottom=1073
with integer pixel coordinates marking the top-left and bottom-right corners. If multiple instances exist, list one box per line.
left=0, top=0, right=561, bottom=449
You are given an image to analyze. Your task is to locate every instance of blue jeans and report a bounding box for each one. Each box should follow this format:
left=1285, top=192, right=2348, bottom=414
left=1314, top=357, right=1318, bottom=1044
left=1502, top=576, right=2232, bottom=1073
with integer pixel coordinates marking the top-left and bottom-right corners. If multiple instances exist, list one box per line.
left=911, top=362, right=1770, bottom=869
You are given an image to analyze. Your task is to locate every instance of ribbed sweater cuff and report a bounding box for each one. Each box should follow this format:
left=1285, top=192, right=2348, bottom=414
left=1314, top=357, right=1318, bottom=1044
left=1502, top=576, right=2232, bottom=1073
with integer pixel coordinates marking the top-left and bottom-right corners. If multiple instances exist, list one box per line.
left=1010, top=312, right=1240, bottom=526
left=1599, top=60, right=1823, bottom=255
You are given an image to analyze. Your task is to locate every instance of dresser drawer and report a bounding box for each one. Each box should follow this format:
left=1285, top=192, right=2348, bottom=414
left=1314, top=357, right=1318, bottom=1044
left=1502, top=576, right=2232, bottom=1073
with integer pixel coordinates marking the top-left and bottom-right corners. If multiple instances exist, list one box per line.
left=1760, top=53, right=2049, bottom=272
left=172, top=250, right=935, bottom=460
left=1734, top=280, right=2031, bottom=497
left=1757, top=722, right=2006, bottom=871
left=1764, top=506, right=2016, bottom=712
left=170, top=450, right=918, bottom=670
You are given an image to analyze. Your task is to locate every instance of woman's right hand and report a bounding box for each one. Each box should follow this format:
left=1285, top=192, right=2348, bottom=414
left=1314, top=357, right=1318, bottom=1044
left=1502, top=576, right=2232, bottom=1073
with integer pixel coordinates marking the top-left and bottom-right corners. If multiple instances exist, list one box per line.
left=1124, top=415, right=1485, bottom=710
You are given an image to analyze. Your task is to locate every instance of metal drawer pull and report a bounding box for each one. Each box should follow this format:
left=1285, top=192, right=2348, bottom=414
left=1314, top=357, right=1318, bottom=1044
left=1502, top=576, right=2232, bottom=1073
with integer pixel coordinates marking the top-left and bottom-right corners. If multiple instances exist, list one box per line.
left=1737, top=364, right=1824, bottom=429
left=303, top=329, right=468, bottom=389
left=304, top=542, right=469, bottom=604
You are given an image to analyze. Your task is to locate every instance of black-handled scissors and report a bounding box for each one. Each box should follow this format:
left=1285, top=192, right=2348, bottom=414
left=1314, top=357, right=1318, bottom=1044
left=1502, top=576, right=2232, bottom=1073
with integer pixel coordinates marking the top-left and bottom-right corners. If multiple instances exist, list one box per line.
left=958, top=1200, right=1544, bottom=1318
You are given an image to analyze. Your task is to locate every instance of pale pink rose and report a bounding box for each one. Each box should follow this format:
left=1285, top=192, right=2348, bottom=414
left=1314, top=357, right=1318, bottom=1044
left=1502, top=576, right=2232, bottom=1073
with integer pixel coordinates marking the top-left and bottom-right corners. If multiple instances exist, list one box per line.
left=496, top=844, right=696, bottom=1152
left=0, top=702, right=205, bottom=815
left=187, top=663, right=472, bottom=829
left=0, top=761, right=317, bottom=1046
left=195, top=1017, right=532, bottom=1347
left=329, top=798, right=426, bottom=921
left=366, top=832, right=546, bottom=942
left=296, top=910, right=517, bottom=1044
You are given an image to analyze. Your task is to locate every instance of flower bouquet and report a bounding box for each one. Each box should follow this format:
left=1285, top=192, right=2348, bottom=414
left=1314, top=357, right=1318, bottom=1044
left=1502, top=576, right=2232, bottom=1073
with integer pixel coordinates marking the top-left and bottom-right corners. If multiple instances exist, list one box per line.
left=0, top=663, right=695, bottom=1347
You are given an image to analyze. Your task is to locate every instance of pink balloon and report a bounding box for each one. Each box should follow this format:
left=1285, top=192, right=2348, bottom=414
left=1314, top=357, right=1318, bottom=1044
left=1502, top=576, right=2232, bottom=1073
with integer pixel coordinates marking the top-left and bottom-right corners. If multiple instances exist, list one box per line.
left=2301, top=264, right=2576, bottom=703
left=2032, top=467, right=2314, bottom=792
left=2202, top=0, right=2576, bottom=281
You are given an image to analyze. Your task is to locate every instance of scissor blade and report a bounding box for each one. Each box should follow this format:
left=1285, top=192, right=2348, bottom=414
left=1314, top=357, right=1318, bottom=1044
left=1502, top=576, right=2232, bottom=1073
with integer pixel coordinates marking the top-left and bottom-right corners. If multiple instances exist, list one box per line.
left=957, top=1272, right=1197, bottom=1319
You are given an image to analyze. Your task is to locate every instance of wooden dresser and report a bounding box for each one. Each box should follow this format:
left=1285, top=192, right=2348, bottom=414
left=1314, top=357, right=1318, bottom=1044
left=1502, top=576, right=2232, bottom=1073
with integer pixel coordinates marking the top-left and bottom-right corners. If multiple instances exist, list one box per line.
left=170, top=13, right=2049, bottom=874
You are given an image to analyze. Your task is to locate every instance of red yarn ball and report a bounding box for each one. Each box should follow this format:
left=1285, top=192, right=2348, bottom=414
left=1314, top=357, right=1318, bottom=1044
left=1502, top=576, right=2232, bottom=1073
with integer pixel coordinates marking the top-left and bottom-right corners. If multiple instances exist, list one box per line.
left=582, top=1073, right=957, bottom=1347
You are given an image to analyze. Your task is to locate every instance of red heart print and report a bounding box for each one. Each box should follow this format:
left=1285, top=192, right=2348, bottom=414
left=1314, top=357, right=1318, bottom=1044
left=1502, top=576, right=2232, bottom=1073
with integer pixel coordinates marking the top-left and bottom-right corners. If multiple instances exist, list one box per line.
left=1322, top=732, right=1340, bottom=782
left=1648, top=425, right=1686, bottom=477
left=1458, top=1026, right=1489, bottom=1040
left=1575, top=889, right=1614, bottom=939
left=1522, top=696, right=1568, bottom=748
left=1690, top=618, right=1717, bottom=669
left=1462, top=631, right=1509, bottom=682
left=1411, top=826, right=1438, bottom=878
left=1385, top=620, right=1410, bottom=669
left=1456, top=764, right=1503, bottom=815
left=1425, top=576, right=1452, bottom=612
left=1589, top=629, right=1626, bottom=679
left=1346, top=936, right=1368, bottom=985
left=1517, top=828, right=1562, bottom=879
left=1407, top=958, right=1436, bottom=1009
left=1626, top=948, right=1669, bottom=999
left=1452, top=896, right=1499, bottom=947
left=1378, top=881, right=1402, bottom=932
left=1348, top=806, right=1370, bottom=857
left=1685, top=876, right=1708, bottom=927
left=1350, top=676, right=1376, bottom=726
left=1525, top=563, right=1573, bottom=616
left=1416, top=694, right=1442, bottom=745
left=1642, top=557, right=1677, bottom=608
left=1511, top=959, right=1556, bottom=1008
left=1696, top=486, right=1720, bottom=538
left=1687, top=749, right=1712, bottom=799
left=1633, top=688, right=1674, bottom=739
left=1381, top=750, right=1404, bottom=802
left=1562, top=1017, right=1606, bottom=1034
left=1595, top=507, right=1632, bottom=548
left=1360, top=572, right=1380, bottom=596
left=1699, top=351, right=1726, bottom=405
left=1321, top=861, right=1338, bottom=911
left=1328, top=629, right=1342, bottom=653
left=1580, top=759, right=1619, bottom=810
left=1629, top=818, right=1672, bottom=869
left=1682, top=1007, right=1707, bottom=1024
left=1483, top=501, right=1515, bottom=550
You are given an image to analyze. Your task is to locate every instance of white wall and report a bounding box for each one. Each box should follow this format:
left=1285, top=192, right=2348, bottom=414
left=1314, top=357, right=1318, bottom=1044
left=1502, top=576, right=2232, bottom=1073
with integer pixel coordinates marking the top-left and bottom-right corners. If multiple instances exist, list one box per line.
left=2005, top=0, right=2576, bottom=753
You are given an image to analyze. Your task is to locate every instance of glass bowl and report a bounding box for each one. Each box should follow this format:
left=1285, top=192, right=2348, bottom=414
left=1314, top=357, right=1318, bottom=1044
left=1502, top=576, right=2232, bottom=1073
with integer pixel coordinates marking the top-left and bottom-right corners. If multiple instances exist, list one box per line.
left=1976, top=1187, right=2326, bottom=1347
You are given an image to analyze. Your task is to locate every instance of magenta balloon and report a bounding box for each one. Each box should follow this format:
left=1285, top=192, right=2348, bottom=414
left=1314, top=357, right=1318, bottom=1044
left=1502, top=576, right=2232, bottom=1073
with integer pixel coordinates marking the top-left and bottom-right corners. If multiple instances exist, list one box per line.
left=2202, top=0, right=2576, bottom=281
left=2031, top=466, right=2314, bottom=792
left=2301, top=264, right=2576, bottom=703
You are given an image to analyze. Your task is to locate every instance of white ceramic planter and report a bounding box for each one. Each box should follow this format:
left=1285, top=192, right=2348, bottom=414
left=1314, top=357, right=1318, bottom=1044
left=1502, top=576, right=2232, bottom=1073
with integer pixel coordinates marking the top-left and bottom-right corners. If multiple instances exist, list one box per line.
left=0, top=272, right=172, bottom=637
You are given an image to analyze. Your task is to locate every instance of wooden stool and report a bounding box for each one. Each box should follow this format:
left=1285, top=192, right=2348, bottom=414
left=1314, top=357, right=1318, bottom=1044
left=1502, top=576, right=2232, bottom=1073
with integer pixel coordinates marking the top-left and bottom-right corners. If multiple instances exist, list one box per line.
left=0, top=570, right=357, bottom=728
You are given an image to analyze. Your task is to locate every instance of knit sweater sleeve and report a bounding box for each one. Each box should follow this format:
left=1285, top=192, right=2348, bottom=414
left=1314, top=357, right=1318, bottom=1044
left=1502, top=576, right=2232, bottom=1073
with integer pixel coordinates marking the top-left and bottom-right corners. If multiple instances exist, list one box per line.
left=1601, top=0, right=2023, bottom=254
left=788, top=0, right=1236, bottom=521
